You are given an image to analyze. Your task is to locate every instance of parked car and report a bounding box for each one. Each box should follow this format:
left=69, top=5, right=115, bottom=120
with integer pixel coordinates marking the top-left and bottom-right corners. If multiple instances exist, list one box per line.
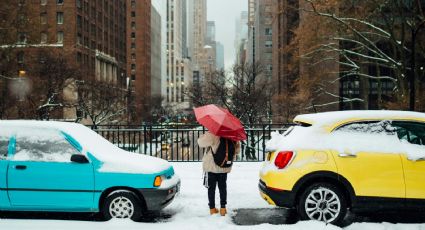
left=259, top=110, right=425, bottom=225
left=0, top=121, right=180, bottom=221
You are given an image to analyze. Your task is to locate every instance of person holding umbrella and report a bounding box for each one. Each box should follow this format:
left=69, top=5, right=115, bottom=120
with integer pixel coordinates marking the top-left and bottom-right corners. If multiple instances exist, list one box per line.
left=194, top=105, right=246, bottom=216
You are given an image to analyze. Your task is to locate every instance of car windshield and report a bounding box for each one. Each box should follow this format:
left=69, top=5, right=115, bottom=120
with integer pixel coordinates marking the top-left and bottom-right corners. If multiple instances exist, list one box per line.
left=64, top=125, right=121, bottom=156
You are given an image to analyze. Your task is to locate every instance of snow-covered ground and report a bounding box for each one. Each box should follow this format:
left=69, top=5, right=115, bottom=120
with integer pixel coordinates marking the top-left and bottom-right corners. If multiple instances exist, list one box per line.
left=1, top=162, right=425, bottom=230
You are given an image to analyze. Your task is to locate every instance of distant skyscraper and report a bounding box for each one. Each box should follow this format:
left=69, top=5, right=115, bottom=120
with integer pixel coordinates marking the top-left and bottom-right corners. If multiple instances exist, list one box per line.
left=151, top=0, right=168, bottom=101
left=254, top=0, right=273, bottom=78
left=151, top=5, right=162, bottom=99
left=206, top=21, right=216, bottom=44
left=235, top=11, right=248, bottom=64
left=187, top=0, right=207, bottom=71
left=216, top=42, right=225, bottom=70
left=165, top=0, right=193, bottom=111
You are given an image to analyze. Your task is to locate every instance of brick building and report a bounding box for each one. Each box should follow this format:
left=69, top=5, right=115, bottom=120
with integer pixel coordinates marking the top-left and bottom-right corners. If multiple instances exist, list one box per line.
left=1, top=0, right=154, bottom=123
left=127, top=0, right=151, bottom=122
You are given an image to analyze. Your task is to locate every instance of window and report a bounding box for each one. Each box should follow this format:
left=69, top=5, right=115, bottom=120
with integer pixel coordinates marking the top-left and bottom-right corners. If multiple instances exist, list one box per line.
left=77, top=15, right=82, bottom=29
left=131, top=11, right=135, bottom=17
left=392, top=122, right=425, bottom=146
left=40, top=32, right=47, bottom=43
left=76, top=52, right=82, bottom=63
left=57, top=0, right=63, bottom=4
left=265, top=28, right=272, bottom=36
left=40, top=0, right=47, bottom=5
left=14, top=128, right=80, bottom=162
left=77, top=33, right=82, bottom=45
left=40, top=13, right=47, bottom=24
left=265, top=40, right=272, bottom=48
left=56, top=12, right=64, bottom=24
left=17, top=52, right=24, bottom=63
left=131, top=42, right=135, bottom=49
left=17, top=32, right=27, bottom=44
left=131, top=74, right=135, bottom=80
left=57, top=31, right=64, bottom=43
left=336, top=121, right=394, bottom=135
left=131, top=21, right=136, bottom=30
left=131, top=53, right=136, bottom=60
left=131, top=64, right=136, bottom=70
left=18, top=0, right=25, bottom=5
left=131, top=0, right=136, bottom=8
left=76, top=0, right=81, bottom=8
left=131, top=32, right=135, bottom=38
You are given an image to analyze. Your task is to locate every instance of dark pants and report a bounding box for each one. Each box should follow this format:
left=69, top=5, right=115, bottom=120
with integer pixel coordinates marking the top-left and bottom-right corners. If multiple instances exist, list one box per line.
left=207, top=172, right=227, bottom=209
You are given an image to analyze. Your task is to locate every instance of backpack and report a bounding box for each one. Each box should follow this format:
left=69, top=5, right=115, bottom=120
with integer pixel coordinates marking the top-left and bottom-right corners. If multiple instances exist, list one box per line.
left=210, top=138, right=236, bottom=168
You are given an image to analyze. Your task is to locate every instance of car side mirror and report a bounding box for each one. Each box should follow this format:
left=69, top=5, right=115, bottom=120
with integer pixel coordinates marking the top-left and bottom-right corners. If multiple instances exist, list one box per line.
left=71, top=154, right=89, bottom=164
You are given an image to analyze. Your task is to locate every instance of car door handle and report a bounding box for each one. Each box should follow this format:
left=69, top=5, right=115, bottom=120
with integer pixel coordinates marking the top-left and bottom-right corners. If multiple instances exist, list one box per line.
left=338, top=153, right=357, bottom=158
left=15, top=165, right=27, bottom=170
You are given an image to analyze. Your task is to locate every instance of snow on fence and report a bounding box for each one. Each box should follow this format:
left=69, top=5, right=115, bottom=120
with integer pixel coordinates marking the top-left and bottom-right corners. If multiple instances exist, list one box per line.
left=90, top=124, right=292, bottom=162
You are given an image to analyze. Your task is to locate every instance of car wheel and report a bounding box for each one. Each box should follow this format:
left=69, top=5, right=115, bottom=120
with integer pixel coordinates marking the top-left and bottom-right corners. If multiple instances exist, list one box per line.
left=298, top=183, right=347, bottom=225
left=101, top=190, right=143, bottom=221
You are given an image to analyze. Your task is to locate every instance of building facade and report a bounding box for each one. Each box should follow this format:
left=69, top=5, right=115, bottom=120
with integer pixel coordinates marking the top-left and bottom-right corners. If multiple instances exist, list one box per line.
left=127, top=0, right=151, bottom=122
left=187, top=0, right=207, bottom=71
left=151, top=5, right=162, bottom=99
left=254, top=0, right=273, bottom=79
left=216, top=41, right=224, bottom=70
left=3, top=0, right=129, bottom=121
left=165, top=0, right=193, bottom=112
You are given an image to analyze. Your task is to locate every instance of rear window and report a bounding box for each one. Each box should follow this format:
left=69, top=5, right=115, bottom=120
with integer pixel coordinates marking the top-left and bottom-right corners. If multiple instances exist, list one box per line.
left=335, top=120, right=395, bottom=135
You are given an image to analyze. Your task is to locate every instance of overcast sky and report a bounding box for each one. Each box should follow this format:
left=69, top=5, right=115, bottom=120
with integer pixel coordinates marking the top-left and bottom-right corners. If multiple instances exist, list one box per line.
left=207, top=0, right=248, bottom=70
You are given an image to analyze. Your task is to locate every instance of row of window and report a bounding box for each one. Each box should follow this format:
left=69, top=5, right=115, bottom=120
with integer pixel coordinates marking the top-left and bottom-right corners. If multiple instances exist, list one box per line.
left=40, top=12, right=63, bottom=24
left=17, top=31, right=63, bottom=45
left=40, top=0, right=64, bottom=5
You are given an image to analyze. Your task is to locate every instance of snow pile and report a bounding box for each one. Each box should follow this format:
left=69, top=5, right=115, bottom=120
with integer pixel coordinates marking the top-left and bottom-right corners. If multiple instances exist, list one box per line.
left=266, top=124, right=425, bottom=161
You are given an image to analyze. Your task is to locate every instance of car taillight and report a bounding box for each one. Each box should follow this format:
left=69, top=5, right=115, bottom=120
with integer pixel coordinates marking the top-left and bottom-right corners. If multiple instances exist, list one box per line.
left=274, top=151, right=294, bottom=169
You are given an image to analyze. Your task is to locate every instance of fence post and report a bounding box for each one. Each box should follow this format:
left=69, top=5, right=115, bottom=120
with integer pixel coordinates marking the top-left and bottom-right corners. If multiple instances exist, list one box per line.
left=143, top=125, right=147, bottom=154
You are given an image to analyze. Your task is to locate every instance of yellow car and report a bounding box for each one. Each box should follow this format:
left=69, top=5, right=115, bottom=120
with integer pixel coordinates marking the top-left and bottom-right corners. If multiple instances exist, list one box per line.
left=259, top=110, right=425, bottom=225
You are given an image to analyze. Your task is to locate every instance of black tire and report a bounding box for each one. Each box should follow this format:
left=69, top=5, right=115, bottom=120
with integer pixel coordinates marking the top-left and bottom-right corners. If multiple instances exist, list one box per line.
left=297, top=183, right=347, bottom=226
left=101, top=190, right=143, bottom=221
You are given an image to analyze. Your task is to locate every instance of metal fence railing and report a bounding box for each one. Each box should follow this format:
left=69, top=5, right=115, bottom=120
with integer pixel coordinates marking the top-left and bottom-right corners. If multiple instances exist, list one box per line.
left=91, top=124, right=292, bottom=162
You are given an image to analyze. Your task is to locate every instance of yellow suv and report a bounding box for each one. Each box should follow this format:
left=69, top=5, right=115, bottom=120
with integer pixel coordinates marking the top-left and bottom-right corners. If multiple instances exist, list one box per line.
left=259, top=110, right=425, bottom=225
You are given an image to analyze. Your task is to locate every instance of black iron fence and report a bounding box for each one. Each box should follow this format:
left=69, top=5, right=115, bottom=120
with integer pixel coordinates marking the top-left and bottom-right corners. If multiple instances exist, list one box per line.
left=91, top=124, right=292, bottom=162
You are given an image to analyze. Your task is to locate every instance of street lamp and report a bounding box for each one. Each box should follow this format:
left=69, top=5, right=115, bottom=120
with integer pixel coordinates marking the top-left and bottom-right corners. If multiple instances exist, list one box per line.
left=1, top=71, right=31, bottom=102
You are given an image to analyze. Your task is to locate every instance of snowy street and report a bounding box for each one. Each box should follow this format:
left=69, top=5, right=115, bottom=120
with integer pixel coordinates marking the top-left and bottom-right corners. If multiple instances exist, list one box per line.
left=1, top=162, right=425, bottom=230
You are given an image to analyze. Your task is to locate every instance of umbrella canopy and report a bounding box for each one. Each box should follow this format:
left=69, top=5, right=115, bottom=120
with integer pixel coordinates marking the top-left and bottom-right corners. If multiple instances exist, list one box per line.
left=194, top=104, right=247, bottom=141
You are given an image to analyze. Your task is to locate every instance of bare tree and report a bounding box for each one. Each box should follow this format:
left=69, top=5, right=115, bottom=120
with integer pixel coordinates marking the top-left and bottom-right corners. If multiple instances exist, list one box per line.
left=33, top=50, right=82, bottom=120
left=187, top=62, right=274, bottom=160
left=296, top=0, right=425, bottom=111
left=77, top=80, right=128, bottom=127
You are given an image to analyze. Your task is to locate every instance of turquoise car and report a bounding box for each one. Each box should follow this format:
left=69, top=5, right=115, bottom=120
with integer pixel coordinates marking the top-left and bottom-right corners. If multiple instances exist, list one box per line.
left=0, top=121, right=180, bottom=221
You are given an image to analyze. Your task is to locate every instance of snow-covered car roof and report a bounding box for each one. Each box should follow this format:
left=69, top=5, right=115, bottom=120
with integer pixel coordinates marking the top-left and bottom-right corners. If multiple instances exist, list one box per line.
left=294, top=110, right=425, bottom=131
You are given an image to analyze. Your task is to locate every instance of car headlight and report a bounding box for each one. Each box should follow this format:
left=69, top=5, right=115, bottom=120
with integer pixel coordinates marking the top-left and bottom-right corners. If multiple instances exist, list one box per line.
left=154, top=175, right=163, bottom=187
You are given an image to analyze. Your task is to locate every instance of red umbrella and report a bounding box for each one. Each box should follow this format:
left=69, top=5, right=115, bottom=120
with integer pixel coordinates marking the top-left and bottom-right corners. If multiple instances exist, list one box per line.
left=194, top=104, right=247, bottom=141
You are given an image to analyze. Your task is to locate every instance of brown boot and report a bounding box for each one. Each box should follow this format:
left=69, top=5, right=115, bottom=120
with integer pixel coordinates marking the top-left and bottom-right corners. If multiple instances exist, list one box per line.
left=210, top=208, right=218, bottom=215
left=220, top=208, right=227, bottom=216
